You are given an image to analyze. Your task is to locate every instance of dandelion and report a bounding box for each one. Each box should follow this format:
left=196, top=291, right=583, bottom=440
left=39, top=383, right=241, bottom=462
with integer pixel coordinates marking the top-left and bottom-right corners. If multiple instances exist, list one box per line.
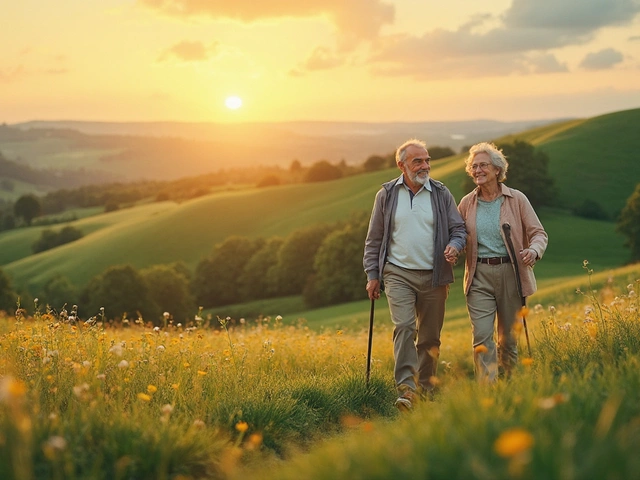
left=137, top=393, right=151, bottom=402
left=494, top=428, right=534, bottom=457
left=156, top=345, right=165, bottom=352
left=275, top=315, right=283, bottom=321
left=534, top=304, right=543, bottom=314
left=154, top=326, right=160, bottom=332
left=235, top=421, right=249, bottom=433
left=147, top=385, right=158, bottom=394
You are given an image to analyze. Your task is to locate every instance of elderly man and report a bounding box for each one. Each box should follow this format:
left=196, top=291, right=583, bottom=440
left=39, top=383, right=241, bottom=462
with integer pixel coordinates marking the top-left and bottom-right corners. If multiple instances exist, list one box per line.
left=363, top=139, right=466, bottom=410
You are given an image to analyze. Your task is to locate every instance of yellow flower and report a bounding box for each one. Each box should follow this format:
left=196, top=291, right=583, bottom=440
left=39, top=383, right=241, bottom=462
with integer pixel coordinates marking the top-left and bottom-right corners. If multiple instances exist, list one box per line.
left=518, top=306, right=530, bottom=318
left=474, top=345, right=488, bottom=354
left=137, top=393, right=151, bottom=402
left=147, top=385, right=157, bottom=394
left=235, top=421, right=249, bottom=433
left=494, top=428, right=534, bottom=457
left=183, top=362, right=190, bottom=368
left=521, top=357, right=534, bottom=367
left=172, top=383, right=179, bottom=390
left=197, top=370, right=207, bottom=376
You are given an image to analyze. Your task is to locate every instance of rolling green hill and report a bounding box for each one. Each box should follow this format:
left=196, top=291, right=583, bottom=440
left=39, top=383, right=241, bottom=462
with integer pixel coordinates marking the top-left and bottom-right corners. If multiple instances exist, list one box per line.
left=499, top=107, right=640, bottom=217
left=1, top=109, right=636, bottom=297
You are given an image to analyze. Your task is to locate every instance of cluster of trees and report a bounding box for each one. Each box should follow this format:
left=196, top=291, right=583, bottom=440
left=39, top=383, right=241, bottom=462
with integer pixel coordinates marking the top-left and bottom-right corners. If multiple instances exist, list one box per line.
left=617, top=182, right=640, bottom=262
left=0, top=213, right=371, bottom=323
left=32, top=225, right=83, bottom=253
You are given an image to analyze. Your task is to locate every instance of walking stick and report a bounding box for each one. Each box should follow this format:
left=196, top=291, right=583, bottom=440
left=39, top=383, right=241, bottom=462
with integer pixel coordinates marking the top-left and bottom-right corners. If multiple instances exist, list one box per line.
left=366, top=298, right=375, bottom=386
left=501, top=223, right=532, bottom=357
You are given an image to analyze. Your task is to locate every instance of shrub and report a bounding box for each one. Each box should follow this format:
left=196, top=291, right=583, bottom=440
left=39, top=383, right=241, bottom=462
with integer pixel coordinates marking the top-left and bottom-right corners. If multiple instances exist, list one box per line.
left=32, top=225, right=83, bottom=253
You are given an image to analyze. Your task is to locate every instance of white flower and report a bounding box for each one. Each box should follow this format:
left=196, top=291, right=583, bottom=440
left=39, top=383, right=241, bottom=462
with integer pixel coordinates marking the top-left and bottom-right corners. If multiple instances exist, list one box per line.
left=276, top=315, right=283, bottom=321
left=45, top=436, right=67, bottom=451
left=118, top=360, right=129, bottom=369
left=156, top=345, right=166, bottom=352
left=163, top=312, right=170, bottom=318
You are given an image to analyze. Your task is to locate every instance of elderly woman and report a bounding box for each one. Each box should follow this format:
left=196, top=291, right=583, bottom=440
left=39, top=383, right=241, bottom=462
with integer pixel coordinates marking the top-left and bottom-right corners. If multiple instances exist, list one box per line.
left=457, top=142, right=548, bottom=382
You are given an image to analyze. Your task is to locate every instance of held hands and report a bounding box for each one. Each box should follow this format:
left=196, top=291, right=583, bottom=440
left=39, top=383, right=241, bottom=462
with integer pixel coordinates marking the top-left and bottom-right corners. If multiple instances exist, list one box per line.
left=444, top=245, right=459, bottom=265
left=520, top=248, right=538, bottom=267
left=366, top=279, right=381, bottom=300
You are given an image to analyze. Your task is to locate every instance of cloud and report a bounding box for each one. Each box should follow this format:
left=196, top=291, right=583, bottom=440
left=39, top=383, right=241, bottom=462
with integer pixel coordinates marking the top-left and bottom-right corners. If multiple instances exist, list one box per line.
left=630, top=35, right=640, bottom=41
left=579, top=48, right=624, bottom=70
left=503, top=0, right=640, bottom=30
left=289, top=46, right=348, bottom=76
left=157, top=41, right=218, bottom=63
left=0, top=65, right=26, bottom=83
left=140, top=0, right=395, bottom=42
left=368, top=0, right=640, bottom=79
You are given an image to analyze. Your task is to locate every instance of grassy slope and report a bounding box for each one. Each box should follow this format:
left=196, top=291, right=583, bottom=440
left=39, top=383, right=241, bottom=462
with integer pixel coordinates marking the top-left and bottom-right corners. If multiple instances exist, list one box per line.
left=2, top=109, right=635, bottom=297
left=499, top=108, right=640, bottom=217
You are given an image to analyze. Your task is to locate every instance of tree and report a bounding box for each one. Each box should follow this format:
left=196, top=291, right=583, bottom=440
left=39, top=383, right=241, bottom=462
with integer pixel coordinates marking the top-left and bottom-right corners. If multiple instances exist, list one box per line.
left=428, top=146, right=455, bottom=160
left=140, top=264, right=195, bottom=323
left=81, top=265, right=157, bottom=321
left=462, top=140, right=557, bottom=209
left=239, top=237, right=284, bottom=298
left=32, top=225, right=83, bottom=253
left=42, top=274, right=79, bottom=310
left=192, top=236, right=263, bottom=308
left=363, top=155, right=388, bottom=172
left=268, top=224, right=336, bottom=296
left=14, top=194, right=42, bottom=226
left=0, top=268, right=17, bottom=313
left=617, top=183, right=640, bottom=261
left=303, top=214, right=369, bottom=308
left=304, top=160, right=343, bottom=183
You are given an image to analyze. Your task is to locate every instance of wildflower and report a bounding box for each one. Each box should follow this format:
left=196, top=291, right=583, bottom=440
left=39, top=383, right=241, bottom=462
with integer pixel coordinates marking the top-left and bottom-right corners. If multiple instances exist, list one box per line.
left=156, top=345, right=165, bottom=352
left=518, top=306, right=530, bottom=318
left=197, top=370, right=207, bottom=376
left=161, top=404, right=174, bottom=415
left=163, top=312, right=170, bottom=318
left=549, top=306, right=556, bottom=313
left=73, top=383, right=90, bottom=397
left=235, top=421, right=249, bottom=433
left=275, top=315, right=283, bottom=321
left=193, top=419, right=205, bottom=428
left=172, top=383, right=179, bottom=390
left=0, top=376, right=27, bottom=402
left=246, top=432, right=263, bottom=450
left=96, top=374, right=106, bottom=380
left=583, top=259, right=589, bottom=267
left=521, top=358, right=534, bottom=367
left=118, top=360, right=129, bottom=369
left=154, top=327, right=160, bottom=332
left=494, top=428, right=534, bottom=457
left=481, top=398, right=494, bottom=409
left=137, top=393, right=151, bottom=402
left=534, top=304, right=543, bottom=314
left=147, top=385, right=158, bottom=394
left=474, top=345, right=488, bottom=354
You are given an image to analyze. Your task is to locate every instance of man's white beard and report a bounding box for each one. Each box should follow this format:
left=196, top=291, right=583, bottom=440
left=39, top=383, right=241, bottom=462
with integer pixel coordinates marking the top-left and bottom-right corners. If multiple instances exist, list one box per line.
left=411, top=170, right=429, bottom=185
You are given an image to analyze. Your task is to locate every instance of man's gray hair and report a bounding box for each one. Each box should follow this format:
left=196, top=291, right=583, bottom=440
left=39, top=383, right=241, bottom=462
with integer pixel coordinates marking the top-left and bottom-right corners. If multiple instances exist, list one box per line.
left=465, top=142, right=509, bottom=182
left=396, top=139, right=428, bottom=166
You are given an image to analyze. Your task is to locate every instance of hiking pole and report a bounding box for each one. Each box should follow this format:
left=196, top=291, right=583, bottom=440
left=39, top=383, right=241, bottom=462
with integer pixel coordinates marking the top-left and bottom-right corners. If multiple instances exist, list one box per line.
left=366, top=298, right=375, bottom=386
left=501, top=223, right=532, bottom=357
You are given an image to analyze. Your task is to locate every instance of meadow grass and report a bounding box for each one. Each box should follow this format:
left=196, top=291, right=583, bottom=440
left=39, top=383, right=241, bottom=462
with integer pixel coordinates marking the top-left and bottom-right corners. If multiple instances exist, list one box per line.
left=1, top=264, right=639, bottom=479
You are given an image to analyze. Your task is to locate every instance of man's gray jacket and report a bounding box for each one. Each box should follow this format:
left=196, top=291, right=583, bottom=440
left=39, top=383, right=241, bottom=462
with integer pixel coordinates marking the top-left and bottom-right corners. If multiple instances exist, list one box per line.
left=363, top=175, right=467, bottom=287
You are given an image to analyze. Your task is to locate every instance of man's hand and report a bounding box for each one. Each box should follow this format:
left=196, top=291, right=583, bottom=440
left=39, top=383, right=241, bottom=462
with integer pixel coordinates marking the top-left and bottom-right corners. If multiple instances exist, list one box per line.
left=366, top=279, right=380, bottom=300
left=444, top=245, right=459, bottom=265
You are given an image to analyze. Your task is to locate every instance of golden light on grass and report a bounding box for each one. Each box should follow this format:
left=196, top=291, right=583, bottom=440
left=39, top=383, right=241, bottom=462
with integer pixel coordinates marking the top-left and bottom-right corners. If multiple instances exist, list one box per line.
left=494, top=428, right=534, bottom=457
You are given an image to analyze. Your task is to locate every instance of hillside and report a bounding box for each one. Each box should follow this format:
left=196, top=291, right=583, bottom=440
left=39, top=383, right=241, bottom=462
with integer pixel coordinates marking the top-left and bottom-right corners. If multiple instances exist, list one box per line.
left=498, top=107, right=640, bottom=217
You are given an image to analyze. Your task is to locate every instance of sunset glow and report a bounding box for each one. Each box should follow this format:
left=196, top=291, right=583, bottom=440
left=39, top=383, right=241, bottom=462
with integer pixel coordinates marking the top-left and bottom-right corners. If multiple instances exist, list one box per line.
left=225, top=96, right=243, bottom=110
left=1, top=0, right=639, bottom=123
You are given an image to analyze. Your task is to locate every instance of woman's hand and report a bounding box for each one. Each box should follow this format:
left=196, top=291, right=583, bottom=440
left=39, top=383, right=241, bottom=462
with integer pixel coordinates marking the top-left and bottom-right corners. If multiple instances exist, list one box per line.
left=520, top=248, right=538, bottom=267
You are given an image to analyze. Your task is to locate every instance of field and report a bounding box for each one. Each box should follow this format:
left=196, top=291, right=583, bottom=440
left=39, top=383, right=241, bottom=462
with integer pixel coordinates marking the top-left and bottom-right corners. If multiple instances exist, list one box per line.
left=1, top=262, right=639, bottom=479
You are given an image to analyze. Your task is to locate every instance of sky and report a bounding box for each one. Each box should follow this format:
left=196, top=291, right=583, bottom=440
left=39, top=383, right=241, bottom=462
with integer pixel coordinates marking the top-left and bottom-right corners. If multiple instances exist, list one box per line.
left=2, top=0, right=640, bottom=124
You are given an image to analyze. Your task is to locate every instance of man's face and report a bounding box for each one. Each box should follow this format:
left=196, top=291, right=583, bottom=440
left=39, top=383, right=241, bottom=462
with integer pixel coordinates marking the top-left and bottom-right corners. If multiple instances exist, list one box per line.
left=400, top=145, right=431, bottom=187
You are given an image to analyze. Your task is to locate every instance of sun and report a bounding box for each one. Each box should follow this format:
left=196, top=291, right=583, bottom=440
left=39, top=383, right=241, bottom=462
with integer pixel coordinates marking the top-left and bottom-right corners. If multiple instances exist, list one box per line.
left=225, top=96, right=243, bottom=110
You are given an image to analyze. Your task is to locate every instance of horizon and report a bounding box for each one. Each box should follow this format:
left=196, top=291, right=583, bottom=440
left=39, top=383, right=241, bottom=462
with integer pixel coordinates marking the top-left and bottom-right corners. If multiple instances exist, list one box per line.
left=2, top=1, right=640, bottom=125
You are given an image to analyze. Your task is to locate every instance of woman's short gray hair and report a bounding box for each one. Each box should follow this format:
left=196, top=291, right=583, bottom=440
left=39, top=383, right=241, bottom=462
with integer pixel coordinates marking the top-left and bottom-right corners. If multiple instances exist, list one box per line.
left=396, top=139, right=427, bottom=166
left=465, top=142, right=508, bottom=182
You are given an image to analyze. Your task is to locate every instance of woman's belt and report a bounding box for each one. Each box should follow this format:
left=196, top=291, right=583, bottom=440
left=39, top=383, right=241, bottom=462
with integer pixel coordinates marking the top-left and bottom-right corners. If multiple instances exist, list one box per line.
left=478, top=256, right=511, bottom=265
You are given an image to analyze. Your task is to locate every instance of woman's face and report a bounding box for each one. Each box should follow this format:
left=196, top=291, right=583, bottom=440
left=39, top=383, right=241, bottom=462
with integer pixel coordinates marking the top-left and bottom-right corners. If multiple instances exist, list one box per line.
left=469, top=152, right=500, bottom=187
